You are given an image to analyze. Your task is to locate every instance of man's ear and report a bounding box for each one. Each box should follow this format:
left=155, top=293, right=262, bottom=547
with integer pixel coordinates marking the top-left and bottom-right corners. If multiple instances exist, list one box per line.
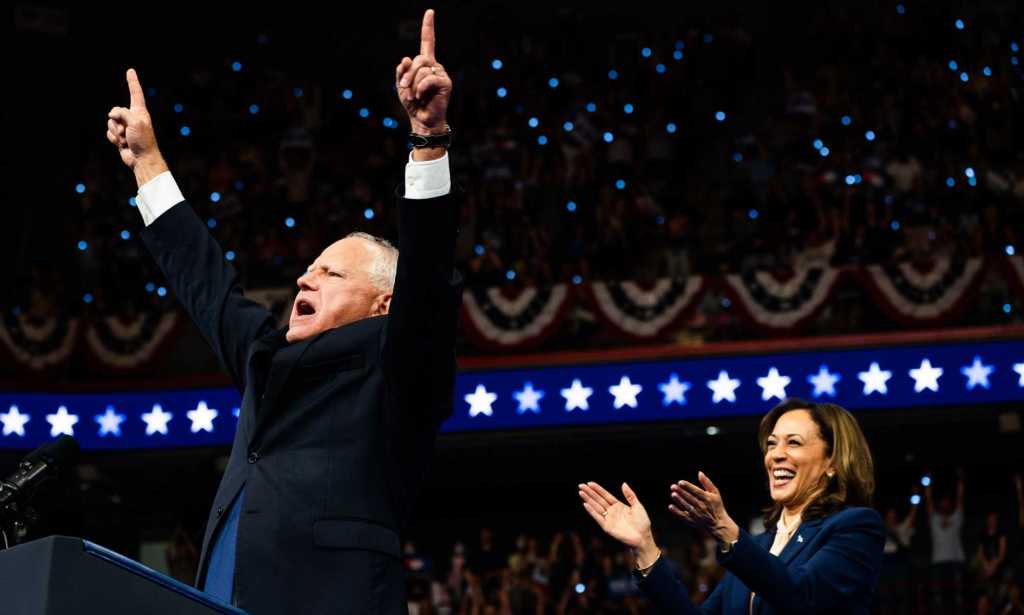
left=372, top=293, right=393, bottom=316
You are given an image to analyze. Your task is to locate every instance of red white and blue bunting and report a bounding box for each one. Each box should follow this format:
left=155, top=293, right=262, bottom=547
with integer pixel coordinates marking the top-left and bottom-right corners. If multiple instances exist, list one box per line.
left=461, top=284, right=573, bottom=350
left=723, top=268, right=842, bottom=332
left=0, top=312, right=79, bottom=371
left=587, top=277, right=706, bottom=339
left=861, top=257, right=985, bottom=325
left=83, top=312, right=179, bottom=369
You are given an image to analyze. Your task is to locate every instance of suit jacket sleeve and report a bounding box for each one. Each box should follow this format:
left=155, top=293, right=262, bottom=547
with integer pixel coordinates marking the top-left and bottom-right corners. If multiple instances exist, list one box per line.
left=635, top=556, right=725, bottom=615
left=717, top=508, right=885, bottom=614
left=139, top=200, right=277, bottom=392
left=382, top=188, right=462, bottom=427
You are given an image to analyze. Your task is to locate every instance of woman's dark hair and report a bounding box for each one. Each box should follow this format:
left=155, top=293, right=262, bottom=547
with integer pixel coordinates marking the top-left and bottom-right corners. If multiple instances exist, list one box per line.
left=759, top=398, right=875, bottom=526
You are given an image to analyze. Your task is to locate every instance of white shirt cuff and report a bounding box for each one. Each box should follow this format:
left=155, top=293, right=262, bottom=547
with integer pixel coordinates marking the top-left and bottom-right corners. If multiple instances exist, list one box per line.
left=404, top=151, right=451, bottom=199
left=136, top=171, right=185, bottom=226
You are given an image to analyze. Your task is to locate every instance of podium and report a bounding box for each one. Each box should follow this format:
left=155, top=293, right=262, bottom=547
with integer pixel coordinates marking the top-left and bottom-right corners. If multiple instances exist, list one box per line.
left=0, top=536, right=247, bottom=614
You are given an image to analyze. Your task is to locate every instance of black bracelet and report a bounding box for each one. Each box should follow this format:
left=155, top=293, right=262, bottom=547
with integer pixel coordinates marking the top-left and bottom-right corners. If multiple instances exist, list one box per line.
left=409, top=124, right=453, bottom=149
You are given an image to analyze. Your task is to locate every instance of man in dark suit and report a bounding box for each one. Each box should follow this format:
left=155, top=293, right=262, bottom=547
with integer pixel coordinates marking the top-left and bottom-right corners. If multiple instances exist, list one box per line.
left=105, top=10, right=459, bottom=614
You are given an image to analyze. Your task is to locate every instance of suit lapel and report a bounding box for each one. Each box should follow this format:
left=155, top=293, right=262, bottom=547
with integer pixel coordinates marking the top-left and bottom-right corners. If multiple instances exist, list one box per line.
left=249, top=328, right=313, bottom=444
left=778, top=516, right=824, bottom=564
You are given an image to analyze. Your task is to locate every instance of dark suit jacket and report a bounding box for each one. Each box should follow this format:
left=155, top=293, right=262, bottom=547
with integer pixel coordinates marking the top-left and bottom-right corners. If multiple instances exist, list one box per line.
left=140, top=189, right=462, bottom=615
left=637, top=507, right=885, bottom=615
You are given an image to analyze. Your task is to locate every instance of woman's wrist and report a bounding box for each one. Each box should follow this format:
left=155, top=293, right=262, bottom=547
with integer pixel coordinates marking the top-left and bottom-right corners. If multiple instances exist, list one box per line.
left=713, top=517, right=740, bottom=545
left=633, top=532, right=661, bottom=569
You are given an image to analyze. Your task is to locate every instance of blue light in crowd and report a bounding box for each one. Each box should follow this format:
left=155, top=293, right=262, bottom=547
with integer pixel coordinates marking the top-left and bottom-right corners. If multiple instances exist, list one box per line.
left=732, top=152, right=743, bottom=162
left=675, top=40, right=685, bottom=50
left=496, top=87, right=507, bottom=98
left=920, top=475, right=931, bottom=487
left=1005, top=304, right=1014, bottom=314
left=548, top=77, right=559, bottom=88
left=537, top=135, right=548, bottom=145
left=382, top=117, right=394, bottom=128
left=624, top=103, right=634, bottom=114
left=656, top=216, right=665, bottom=225
left=563, top=121, right=574, bottom=132
left=120, top=230, right=130, bottom=240
left=1005, top=245, right=1016, bottom=256
left=145, top=282, right=156, bottom=293
left=845, top=175, right=856, bottom=186
left=207, top=218, right=217, bottom=229
left=968, top=177, right=977, bottom=187
left=946, top=177, right=956, bottom=188
left=703, top=33, right=713, bottom=43
left=285, top=217, right=295, bottom=228
left=960, top=72, right=969, bottom=82
left=180, top=126, right=191, bottom=136
left=585, top=102, right=597, bottom=113
left=566, top=201, right=577, bottom=212
left=83, top=293, right=93, bottom=304
left=232, top=61, right=243, bottom=72
left=506, top=270, right=516, bottom=281
left=575, top=584, right=586, bottom=595
left=819, top=147, right=830, bottom=157
left=249, top=104, right=259, bottom=115
left=358, top=108, right=370, bottom=118
left=666, top=122, right=677, bottom=134
left=948, top=60, right=958, bottom=71
left=129, top=197, right=137, bottom=207
left=173, top=103, right=183, bottom=113
left=75, top=183, right=86, bottom=194
left=748, top=209, right=759, bottom=220
left=721, top=298, right=731, bottom=308
left=491, top=59, right=503, bottom=70
left=225, top=251, right=236, bottom=261
left=474, top=244, right=485, bottom=256
left=655, top=63, right=666, bottom=74
left=146, top=87, right=157, bottom=97
left=813, top=139, right=824, bottom=150
left=572, top=274, right=583, bottom=285
left=983, top=66, right=992, bottom=77
left=910, top=494, right=921, bottom=506
left=841, top=115, right=852, bottom=126
left=77, top=240, right=88, bottom=251
left=965, top=167, right=976, bottom=178
left=210, top=192, right=221, bottom=203
left=865, top=130, right=876, bottom=141
left=1012, top=42, right=1020, bottom=53
left=615, top=179, right=626, bottom=190
left=673, top=50, right=683, bottom=61
left=234, top=180, right=245, bottom=191
left=715, top=111, right=726, bottom=122
left=341, top=89, right=353, bottom=100
left=293, top=87, right=303, bottom=98
left=157, top=287, right=167, bottom=297
left=608, top=69, right=619, bottom=80
left=641, top=47, right=652, bottom=58
left=528, top=117, right=539, bottom=128
left=603, top=131, right=614, bottom=143
left=896, top=3, right=906, bottom=14
left=955, top=19, right=965, bottom=30
left=1012, top=57, right=1019, bottom=66
left=891, top=220, right=901, bottom=231
left=363, top=208, right=374, bottom=220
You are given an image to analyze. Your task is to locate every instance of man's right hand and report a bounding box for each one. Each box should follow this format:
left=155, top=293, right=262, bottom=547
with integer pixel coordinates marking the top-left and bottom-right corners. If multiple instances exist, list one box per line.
left=106, top=68, right=168, bottom=186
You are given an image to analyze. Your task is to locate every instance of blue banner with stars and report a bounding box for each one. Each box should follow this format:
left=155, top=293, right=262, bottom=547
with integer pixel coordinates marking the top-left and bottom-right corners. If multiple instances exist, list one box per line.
left=2, top=338, right=1023, bottom=450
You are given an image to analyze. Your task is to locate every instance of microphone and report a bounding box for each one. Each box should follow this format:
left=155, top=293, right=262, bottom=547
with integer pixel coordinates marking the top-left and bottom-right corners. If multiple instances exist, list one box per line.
left=0, top=436, right=80, bottom=517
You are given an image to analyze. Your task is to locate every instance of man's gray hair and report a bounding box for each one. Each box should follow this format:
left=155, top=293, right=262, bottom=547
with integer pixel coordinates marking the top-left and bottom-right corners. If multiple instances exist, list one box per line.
left=346, top=232, right=398, bottom=293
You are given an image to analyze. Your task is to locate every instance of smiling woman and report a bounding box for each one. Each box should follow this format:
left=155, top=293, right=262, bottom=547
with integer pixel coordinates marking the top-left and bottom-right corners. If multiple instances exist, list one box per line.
left=578, top=398, right=885, bottom=614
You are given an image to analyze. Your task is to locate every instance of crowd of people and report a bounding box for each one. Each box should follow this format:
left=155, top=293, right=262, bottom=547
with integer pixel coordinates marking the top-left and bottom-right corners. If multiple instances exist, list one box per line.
left=13, top=3, right=1021, bottom=357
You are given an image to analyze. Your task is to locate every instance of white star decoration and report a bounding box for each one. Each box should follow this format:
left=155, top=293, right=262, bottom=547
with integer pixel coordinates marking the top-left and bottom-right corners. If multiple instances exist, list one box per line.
left=707, top=371, right=741, bottom=404
left=858, top=362, right=892, bottom=396
left=658, top=373, right=691, bottom=406
left=909, top=359, right=943, bottom=393
left=46, top=406, right=79, bottom=437
left=757, top=367, right=791, bottom=401
left=465, top=384, right=497, bottom=417
left=186, top=400, right=219, bottom=433
left=609, top=376, right=643, bottom=409
left=141, top=404, right=173, bottom=435
left=1, top=405, right=30, bottom=437
left=94, top=405, right=126, bottom=437
left=561, top=379, right=594, bottom=412
left=807, top=365, right=841, bottom=398
left=513, top=382, right=544, bottom=414
left=961, top=356, right=994, bottom=390
left=1014, top=363, right=1024, bottom=387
